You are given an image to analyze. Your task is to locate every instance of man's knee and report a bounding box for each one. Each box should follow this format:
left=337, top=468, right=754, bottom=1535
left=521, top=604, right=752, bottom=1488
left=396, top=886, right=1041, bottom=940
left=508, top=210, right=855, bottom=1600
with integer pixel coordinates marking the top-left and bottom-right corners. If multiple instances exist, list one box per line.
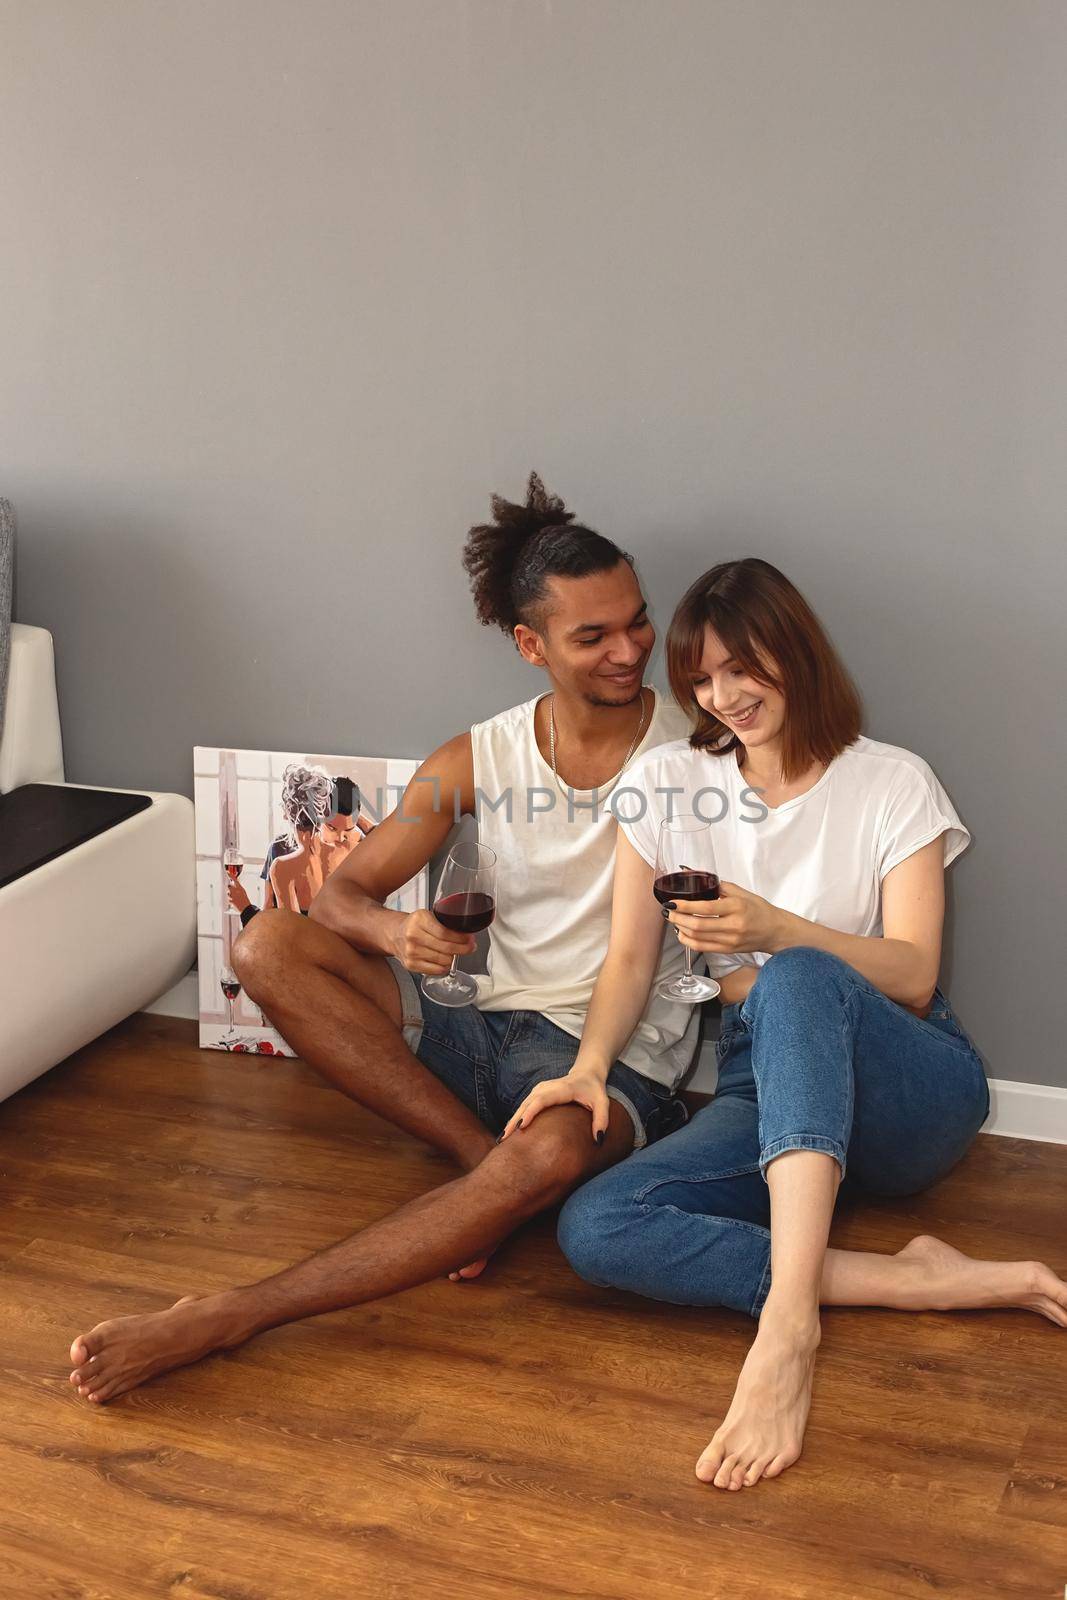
left=489, top=1120, right=598, bottom=1211
left=231, top=908, right=298, bottom=995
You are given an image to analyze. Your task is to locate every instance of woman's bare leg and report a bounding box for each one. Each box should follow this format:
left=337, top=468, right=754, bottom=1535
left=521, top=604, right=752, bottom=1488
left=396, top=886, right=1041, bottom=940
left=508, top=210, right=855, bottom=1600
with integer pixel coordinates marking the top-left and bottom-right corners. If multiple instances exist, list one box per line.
left=696, top=1147, right=837, bottom=1492
left=819, top=1234, right=1067, bottom=1323
left=696, top=1150, right=1067, bottom=1493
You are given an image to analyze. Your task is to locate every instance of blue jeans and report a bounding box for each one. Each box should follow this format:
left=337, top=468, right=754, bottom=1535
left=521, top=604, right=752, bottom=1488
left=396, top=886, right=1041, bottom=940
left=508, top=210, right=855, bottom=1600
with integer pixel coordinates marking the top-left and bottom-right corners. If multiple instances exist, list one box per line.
left=387, top=957, right=690, bottom=1151
left=557, top=946, right=991, bottom=1319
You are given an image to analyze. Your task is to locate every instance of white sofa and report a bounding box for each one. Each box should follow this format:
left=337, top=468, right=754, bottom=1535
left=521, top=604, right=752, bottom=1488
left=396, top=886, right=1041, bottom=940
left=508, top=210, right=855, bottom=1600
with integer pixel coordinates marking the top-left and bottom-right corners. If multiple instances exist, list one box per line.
left=0, top=622, right=196, bottom=1100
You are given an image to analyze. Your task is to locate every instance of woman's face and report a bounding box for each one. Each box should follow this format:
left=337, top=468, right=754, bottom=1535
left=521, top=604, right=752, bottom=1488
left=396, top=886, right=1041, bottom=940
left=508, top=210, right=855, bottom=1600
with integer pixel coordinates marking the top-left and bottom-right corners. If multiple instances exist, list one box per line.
left=689, top=627, right=786, bottom=751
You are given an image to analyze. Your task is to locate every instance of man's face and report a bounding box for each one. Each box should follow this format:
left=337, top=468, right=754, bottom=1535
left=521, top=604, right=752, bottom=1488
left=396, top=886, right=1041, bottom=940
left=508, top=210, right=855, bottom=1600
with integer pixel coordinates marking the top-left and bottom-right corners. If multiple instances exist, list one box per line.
left=517, top=563, right=655, bottom=707
left=321, top=812, right=356, bottom=843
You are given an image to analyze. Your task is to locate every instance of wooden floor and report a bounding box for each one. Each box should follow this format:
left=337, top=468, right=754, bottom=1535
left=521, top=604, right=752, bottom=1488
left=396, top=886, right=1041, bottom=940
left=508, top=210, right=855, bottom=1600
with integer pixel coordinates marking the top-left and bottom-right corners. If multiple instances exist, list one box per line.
left=1, top=1015, right=1065, bottom=1600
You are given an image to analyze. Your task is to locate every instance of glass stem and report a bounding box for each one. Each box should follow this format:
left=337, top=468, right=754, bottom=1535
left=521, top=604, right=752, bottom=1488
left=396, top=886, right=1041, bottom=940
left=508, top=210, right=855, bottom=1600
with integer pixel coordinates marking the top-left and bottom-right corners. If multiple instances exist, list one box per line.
left=447, top=955, right=459, bottom=983
left=227, top=997, right=234, bottom=1031
left=683, top=946, right=695, bottom=982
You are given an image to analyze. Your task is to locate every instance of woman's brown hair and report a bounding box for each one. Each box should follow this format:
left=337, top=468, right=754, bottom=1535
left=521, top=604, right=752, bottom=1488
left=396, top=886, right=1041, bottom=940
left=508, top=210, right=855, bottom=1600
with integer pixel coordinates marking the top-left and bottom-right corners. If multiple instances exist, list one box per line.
left=666, top=558, right=864, bottom=784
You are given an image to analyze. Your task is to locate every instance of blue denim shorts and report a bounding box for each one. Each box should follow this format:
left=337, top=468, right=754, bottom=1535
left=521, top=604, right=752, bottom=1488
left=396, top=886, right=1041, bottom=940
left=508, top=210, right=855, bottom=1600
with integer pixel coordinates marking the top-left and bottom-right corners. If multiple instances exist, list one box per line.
left=386, top=958, right=689, bottom=1151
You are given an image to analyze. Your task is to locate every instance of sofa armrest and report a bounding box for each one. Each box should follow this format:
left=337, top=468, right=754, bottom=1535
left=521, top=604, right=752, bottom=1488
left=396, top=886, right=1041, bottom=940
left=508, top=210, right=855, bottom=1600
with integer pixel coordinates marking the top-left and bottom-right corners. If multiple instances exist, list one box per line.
left=0, top=624, right=65, bottom=795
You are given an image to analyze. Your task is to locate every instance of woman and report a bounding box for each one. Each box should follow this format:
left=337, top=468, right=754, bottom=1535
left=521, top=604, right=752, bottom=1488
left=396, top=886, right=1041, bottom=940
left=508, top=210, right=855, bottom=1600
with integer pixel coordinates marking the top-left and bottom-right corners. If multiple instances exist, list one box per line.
left=228, top=774, right=375, bottom=922
left=498, top=557, right=1066, bottom=1494
left=269, top=762, right=334, bottom=914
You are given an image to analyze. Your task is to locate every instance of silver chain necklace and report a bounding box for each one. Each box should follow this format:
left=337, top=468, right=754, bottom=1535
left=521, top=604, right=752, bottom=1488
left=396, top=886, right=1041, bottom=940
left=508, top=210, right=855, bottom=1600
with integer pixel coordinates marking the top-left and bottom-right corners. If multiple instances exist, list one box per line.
left=547, top=688, right=650, bottom=801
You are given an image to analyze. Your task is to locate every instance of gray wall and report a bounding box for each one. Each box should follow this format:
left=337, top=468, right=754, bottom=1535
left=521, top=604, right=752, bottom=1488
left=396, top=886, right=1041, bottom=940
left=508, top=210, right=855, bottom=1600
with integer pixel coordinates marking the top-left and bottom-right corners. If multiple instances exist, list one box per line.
left=3, top=1, right=1065, bottom=1088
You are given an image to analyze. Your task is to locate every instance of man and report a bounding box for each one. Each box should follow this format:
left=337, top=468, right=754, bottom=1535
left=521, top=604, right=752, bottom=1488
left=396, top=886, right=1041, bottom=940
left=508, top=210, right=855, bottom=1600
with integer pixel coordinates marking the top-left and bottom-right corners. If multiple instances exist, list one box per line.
left=68, top=473, right=697, bottom=1403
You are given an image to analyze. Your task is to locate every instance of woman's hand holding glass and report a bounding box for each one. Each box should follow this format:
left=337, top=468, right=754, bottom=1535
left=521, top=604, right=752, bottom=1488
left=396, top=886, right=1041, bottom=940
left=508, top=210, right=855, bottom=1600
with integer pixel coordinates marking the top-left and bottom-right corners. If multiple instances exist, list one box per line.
left=499, top=1060, right=612, bottom=1145
left=664, top=879, right=789, bottom=957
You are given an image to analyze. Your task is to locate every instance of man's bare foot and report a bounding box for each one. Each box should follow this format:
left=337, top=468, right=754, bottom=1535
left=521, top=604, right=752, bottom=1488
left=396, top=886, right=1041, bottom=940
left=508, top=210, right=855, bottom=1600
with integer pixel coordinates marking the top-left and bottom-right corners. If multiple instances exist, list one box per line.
left=894, top=1234, right=1067, bottom=1325
left=448, top=1257, right=491, bottom=1282
left=696, top=1300, right=821, bottom=1492
left=69, top=1291, right=249, bottom=1404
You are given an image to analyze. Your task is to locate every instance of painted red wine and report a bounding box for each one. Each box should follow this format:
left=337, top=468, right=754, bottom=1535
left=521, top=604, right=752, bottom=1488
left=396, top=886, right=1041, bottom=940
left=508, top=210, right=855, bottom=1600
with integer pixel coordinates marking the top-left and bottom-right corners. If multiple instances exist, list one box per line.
left=220, top=979, right=241, bottom=1000
left=433, top=891, right=497, bottom=934
left=653, top=871, right=721, bottom=904
left=224, top=863, right=242, bottom=881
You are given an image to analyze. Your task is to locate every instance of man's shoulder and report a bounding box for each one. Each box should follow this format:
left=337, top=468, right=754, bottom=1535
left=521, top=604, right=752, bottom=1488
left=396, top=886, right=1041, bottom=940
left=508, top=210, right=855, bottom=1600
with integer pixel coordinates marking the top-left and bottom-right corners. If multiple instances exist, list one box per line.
left=470, top=695, right=539, bottom=739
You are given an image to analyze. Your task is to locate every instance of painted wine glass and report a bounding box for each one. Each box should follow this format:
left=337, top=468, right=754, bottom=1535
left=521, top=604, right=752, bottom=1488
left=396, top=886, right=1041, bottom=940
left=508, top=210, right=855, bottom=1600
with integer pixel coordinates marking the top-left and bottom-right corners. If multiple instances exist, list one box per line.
left=422, top=841, right=497, bottom=1008
left=653, top=814, right=722, bottom=1003
left=220, top=964, right=242, bottom=1040
left=223, top=847, right=244, bottom=916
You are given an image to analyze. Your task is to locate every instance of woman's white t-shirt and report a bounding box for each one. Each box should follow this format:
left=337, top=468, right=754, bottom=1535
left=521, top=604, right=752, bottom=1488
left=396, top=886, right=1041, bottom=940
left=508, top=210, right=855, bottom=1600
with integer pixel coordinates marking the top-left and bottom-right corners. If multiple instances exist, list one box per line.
left=616, top=734, right=971, bottom=982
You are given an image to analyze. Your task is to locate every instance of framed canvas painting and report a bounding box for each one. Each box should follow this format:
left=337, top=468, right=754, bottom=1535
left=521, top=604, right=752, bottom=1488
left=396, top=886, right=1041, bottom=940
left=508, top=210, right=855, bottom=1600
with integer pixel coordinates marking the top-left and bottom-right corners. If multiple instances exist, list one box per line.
left=194, top=748, right=427, bottom=1054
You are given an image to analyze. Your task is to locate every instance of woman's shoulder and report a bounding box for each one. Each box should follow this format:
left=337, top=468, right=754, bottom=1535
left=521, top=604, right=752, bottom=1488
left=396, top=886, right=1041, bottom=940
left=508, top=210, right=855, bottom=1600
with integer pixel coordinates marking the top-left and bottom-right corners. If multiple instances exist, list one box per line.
left=628, top=733, right=733, bottom=789
left=837, top=734, right=941, bottom=789
left=648, top=692, right=693, bottom=744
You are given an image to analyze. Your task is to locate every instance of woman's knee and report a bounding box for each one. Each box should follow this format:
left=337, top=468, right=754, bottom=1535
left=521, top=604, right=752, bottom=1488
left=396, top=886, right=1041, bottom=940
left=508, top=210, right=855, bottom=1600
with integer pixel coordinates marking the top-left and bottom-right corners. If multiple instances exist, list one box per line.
left=749, top=945, right=852, bottom=1007
left=556, top=1173, right=645, bottom=1287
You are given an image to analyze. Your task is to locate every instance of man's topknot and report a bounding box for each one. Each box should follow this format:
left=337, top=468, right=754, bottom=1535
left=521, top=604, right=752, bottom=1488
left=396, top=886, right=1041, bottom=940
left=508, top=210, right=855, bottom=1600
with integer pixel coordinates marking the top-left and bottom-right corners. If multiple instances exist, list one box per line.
left=462, top=471, right=631, bottom=635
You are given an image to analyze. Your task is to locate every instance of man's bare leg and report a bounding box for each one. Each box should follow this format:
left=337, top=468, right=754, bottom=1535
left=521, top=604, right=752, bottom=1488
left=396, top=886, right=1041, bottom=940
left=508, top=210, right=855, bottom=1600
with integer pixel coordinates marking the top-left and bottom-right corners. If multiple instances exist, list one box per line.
left=68, top=1103, right=635, bottom=1404
left=233, top=910, right=494, bottom=1174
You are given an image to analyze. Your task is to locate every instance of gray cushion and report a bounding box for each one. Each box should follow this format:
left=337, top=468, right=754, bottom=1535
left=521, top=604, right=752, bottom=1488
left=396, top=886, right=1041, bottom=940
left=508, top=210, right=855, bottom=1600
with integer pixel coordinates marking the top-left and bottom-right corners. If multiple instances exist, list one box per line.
left=0, top=499, right=13, bottom=748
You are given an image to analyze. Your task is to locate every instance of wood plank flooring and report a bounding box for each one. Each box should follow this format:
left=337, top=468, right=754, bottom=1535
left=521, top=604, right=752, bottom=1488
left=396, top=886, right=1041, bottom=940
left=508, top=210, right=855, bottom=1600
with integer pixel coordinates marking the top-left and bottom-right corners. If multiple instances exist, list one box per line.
left=0, top=1013, right=1064, bottom=1599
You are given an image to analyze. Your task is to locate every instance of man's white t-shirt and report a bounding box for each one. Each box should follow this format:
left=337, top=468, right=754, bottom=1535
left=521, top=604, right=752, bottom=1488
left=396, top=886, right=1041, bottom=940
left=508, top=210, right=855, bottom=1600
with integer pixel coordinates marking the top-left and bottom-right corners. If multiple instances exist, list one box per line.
left=616, top=733, right=971, bottom=982
left=470, top=688, right=699, bottom=1088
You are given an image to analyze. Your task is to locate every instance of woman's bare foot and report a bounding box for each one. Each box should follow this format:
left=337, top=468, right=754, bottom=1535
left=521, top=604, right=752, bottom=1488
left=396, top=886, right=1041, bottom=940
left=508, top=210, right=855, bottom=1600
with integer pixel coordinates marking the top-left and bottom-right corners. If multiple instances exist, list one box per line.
left=696, top=1299, right=821, bottom=1491
left=893, top=1234, right=1067, bottom=1325
left=69, top=1291, right=250, bottom=1404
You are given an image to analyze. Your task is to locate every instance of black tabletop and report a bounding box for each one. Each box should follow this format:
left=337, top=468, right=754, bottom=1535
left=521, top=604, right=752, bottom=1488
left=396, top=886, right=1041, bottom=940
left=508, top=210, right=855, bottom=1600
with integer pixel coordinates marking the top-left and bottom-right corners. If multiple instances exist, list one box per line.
left=0, top=783, right=153, bottom=889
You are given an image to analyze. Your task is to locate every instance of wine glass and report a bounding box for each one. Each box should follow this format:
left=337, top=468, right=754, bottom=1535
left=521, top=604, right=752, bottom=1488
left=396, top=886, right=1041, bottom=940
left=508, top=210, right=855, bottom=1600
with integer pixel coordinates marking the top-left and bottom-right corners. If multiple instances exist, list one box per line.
left=223, top=847, right=244, bottom=916
left=422, top=842, right=497, bottom=1008
left=220, top=965, right=241, bottom=1039
left=653, top=814, right=722, bottom=1003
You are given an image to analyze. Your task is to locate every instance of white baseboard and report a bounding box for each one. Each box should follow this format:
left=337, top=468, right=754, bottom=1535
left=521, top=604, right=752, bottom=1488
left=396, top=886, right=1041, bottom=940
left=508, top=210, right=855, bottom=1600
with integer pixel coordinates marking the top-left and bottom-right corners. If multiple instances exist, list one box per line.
left=145, top=969, right=200, bottom=1019
left=143, top=971, right=1067, bottom=1146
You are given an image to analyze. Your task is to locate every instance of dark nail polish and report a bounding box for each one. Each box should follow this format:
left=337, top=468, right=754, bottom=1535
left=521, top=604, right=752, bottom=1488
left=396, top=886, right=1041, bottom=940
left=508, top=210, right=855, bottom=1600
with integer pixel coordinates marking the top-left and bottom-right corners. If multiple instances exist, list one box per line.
left=667, top=901, right=677, bottom=911
left=596, top=1130, right=605, bottom=1145
left=661, top=906, right=671, bottom=919
left=516, top=1118, right=523, bottom=1129
left=495, top=1133, right=504, bottom=1144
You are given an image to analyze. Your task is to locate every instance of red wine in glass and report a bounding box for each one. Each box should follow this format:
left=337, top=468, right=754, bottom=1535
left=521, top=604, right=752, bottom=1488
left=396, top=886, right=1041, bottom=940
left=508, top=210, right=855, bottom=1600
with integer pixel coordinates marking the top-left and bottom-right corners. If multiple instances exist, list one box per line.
left=422, top=842, right=498, bottom=1008
left=653, top=816, right=721, bottom=1003
left=432, top=891, right=496, bottom=935
left=224, top=863, right=242, bottom=882
left=653, top=871, right=721, bottom=905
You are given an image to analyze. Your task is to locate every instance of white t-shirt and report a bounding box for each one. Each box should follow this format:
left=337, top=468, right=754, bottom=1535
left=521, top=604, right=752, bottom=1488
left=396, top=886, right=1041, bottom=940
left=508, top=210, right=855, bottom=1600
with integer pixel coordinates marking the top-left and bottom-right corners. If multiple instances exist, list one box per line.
left=616, top=733, right=971, bottom=981
left=470, top=688, right=700, bottom=1088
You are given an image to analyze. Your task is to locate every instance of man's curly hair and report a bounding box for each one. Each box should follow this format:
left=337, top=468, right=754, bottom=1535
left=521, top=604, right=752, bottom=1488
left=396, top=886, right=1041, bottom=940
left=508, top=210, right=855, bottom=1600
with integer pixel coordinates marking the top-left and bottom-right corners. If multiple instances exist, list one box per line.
left=462, top=471, right=632, bottom=636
